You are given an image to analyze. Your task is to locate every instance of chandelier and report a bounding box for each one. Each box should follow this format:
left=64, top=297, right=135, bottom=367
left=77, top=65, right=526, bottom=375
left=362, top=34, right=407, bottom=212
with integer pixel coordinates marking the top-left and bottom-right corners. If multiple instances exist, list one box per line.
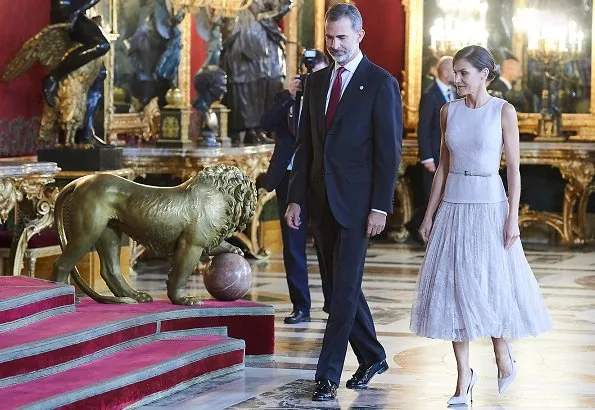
left=174, top=0, right=252, bottom=18
left=513, top=8, right=585, bottom=141
left=514, top=8, right=584, bottom=65
left=429, top=0, right=489, bottom=57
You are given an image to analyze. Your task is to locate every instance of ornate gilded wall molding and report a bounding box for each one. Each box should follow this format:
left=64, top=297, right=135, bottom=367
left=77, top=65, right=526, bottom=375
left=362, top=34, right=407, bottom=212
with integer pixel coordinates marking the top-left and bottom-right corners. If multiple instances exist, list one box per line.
left=401, top=0, right=423, bottom=131
left=179, top=13, right=192, bottom=109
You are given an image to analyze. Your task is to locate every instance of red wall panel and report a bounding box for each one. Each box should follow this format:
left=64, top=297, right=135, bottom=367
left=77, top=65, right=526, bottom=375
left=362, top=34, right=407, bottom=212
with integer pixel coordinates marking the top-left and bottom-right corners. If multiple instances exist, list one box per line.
left=357, top=0, right=406, bottom=82
left=0, top=1, right=51, bottom=120
left=190, top=18, right=208, bottom=102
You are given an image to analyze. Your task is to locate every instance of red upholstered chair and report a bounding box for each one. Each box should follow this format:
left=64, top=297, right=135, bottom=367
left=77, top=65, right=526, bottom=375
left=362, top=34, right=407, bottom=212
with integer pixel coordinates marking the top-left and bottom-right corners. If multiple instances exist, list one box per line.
left=0, top=229, right=61, bottom=276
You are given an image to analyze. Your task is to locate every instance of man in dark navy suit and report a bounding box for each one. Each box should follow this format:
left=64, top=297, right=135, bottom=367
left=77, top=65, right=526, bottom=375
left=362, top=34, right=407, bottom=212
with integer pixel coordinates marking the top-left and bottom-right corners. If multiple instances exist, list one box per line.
left=285, top=3, right=402, bottom=401
left=406, top=56, right=454, bottom=242
left=261, top=50, right=329, bottom=325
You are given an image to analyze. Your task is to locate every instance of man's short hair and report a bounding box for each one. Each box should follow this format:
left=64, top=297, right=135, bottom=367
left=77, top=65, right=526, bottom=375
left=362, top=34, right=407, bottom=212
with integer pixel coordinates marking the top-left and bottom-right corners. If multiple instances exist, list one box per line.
left=325, top=3, right=363, bottom=31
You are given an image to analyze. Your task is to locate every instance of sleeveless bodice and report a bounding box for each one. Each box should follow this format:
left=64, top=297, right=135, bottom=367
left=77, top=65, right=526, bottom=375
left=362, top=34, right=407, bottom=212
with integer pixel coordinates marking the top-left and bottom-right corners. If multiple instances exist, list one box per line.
left=442, top=97, right=507, bottom=203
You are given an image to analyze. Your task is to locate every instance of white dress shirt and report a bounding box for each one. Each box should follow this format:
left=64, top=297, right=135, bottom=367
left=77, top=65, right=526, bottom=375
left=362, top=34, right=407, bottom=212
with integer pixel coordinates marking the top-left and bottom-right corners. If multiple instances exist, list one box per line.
left=499, top=77, right=513, bottom=91
left=325, top=51, right=364, bottom=112
left=435, top=78, right=454, bottom=102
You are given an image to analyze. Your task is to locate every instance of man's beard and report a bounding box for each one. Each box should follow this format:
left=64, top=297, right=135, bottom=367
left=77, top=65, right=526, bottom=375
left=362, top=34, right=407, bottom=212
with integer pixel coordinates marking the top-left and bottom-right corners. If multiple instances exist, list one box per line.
left=329, top=47, right=355, bottom=64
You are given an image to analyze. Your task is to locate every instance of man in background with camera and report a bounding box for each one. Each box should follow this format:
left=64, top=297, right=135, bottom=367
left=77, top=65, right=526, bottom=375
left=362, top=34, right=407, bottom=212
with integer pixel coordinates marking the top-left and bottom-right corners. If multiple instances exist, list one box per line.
left=260, top=49, right=329, bottom=325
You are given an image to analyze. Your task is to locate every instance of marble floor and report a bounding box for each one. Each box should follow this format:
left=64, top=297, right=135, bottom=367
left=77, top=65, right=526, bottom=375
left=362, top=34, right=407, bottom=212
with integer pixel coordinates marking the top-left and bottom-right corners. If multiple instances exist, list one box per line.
left=130, top=241, right=595, bottom=409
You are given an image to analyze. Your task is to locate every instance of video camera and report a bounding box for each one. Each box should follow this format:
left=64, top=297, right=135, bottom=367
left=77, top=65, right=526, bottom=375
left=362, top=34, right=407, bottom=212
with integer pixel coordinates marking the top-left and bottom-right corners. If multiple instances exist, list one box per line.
left=296, top=49, right=318, bottom=95
left=302, top=49, right=318, bottom=74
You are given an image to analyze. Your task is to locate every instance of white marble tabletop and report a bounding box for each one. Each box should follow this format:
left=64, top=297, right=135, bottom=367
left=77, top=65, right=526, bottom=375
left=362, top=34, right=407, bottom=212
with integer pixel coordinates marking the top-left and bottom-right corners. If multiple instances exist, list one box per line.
left=122, top=144, right=274, bottom=158
left=0, top=162, right=61, bottom=178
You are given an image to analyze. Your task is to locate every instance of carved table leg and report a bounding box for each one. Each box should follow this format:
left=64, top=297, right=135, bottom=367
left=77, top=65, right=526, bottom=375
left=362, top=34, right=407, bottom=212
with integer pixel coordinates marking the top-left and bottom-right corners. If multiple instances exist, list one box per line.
left=559, top=161, right=595, bottom=245
left=519, top=161, right=595, bottom=246
left=129, top=240, right=147, bottom=271
left=578, top=179, right=595, bottom=243
left=387, top=163, right=414, bottom=243
left=10, top=182, right=58, bottom=276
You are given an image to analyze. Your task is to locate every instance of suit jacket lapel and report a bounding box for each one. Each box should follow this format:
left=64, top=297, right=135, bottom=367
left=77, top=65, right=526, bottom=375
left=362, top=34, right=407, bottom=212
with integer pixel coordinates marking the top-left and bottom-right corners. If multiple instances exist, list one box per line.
left=432, top=82, right=447, bottom=104
left=327, top=56, right=371, bottom=133
left=319, top=67, right=332, bottom=142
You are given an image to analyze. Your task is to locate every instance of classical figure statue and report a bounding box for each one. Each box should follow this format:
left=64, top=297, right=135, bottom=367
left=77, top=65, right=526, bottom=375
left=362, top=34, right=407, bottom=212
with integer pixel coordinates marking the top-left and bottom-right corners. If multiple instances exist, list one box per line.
left=193, top=65, right=227, bottom=146
left=194, top=9, right=223, bottom=67
left=220, top=0, right=293, bottom=143
left=123, top=0, right=184, bottom=108
left=51, top=165, right=257, bottom=306
left=44, top=0, right=110, bottom=109
left=1, top=10, right=109, bottom=147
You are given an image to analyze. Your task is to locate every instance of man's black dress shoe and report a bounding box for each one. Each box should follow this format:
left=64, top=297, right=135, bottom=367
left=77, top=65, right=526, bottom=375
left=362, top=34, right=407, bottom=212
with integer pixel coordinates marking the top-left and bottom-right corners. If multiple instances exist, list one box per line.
left=345, top=359, right=389, bottom=389
left=312, top=379, right=337, bottom=401
left=283, top=310, right=311, bottom=324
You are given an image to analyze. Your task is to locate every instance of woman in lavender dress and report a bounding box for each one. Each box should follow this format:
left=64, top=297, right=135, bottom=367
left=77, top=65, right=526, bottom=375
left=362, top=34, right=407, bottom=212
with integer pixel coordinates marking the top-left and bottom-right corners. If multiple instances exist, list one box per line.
left=410, top=45, right=551, bottom=406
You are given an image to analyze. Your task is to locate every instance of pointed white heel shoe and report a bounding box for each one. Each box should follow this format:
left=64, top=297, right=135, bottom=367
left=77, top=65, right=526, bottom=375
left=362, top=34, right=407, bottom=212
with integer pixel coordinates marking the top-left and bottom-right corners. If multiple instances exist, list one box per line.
left=447, top=368, right=478, bottom=406
left=498, top=342, right=517, bottom=393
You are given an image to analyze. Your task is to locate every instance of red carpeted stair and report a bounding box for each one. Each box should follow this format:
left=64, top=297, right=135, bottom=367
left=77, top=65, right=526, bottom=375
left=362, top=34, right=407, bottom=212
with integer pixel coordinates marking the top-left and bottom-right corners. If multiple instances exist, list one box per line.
left=0, top=277, right=275, bottom=409
left=0, top=277, right=75, bottom=332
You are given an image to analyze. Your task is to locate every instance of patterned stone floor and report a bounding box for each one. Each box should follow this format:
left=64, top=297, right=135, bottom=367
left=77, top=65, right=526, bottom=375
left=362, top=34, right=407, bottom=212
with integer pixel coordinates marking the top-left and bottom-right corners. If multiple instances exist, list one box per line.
left=133, top=241, right=595, bottom=409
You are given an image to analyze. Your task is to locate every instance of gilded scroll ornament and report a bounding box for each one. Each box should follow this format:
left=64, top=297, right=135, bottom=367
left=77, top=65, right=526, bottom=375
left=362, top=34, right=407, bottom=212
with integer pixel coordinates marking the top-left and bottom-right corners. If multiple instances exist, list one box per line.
left=11, top=184, right=60, bottom=276
left=0, top=179, right=23, bottom=223
left=51, top=164, right=257, bottom=305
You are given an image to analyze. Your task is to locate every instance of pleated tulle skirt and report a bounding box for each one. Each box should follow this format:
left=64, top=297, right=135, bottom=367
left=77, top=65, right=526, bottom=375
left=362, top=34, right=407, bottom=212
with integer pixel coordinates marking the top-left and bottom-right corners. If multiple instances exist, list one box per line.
left=410, top=200, right=552, bottom=341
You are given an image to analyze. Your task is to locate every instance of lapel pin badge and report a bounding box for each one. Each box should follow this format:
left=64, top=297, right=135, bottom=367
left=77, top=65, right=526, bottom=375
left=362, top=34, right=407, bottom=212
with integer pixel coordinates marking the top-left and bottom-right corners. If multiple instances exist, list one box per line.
left=359, top=85, right=364, bottom=90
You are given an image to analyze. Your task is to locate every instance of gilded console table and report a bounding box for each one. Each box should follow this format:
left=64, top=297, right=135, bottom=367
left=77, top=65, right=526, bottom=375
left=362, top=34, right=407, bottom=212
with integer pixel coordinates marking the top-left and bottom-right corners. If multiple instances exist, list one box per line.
left=395, top=140, right=595, bottom=245
left=0, top=162, right=61, bottom=275
left=122, top=145, right=274, bottom=258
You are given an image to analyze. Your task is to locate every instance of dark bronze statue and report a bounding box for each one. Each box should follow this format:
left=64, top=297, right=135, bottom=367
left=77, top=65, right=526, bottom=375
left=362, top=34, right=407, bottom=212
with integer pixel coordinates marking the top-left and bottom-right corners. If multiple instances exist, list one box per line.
left=193, top=65, right=227, bottom=146
left=2, top=9, right=109, bottom=147
left=194, top=9, right=223, bottom=67
left=120, top=0, right=184, bottom=109
left=220, top=0, right=292, bottom=143
left=44, top=0, right=110, bottom=112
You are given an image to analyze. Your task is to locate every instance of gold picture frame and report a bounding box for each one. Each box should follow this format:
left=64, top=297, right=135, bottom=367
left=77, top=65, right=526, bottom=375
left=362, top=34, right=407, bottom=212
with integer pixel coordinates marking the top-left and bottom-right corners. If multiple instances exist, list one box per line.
left=101, top=0, right=192, bottom=140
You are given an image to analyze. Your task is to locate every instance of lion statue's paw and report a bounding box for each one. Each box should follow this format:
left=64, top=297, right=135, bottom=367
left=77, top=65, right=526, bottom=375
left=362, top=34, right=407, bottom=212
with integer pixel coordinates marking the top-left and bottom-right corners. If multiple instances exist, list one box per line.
left=171, top=295, right=204, bottom=306
left=132, top=291, right=153, bottom=303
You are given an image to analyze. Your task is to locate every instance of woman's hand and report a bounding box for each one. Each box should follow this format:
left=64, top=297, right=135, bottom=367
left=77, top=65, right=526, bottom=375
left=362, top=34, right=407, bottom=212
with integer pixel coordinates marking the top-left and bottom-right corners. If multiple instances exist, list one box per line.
left=419, top=217, right=433, bottom=245
left=503, top=217, right=520, bottom=250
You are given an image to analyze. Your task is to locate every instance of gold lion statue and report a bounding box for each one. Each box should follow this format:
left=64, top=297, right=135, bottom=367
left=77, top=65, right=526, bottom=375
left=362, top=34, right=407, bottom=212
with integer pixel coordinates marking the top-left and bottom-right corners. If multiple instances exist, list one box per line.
left=51, top=165, right=257, bottom=305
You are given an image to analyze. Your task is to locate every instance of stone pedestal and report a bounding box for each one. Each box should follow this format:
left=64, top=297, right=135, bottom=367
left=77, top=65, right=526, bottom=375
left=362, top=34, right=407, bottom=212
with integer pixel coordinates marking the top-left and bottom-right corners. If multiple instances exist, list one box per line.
left=38, top=148, right=123, bottom=171
left=157, top=107, right=193, bottom=148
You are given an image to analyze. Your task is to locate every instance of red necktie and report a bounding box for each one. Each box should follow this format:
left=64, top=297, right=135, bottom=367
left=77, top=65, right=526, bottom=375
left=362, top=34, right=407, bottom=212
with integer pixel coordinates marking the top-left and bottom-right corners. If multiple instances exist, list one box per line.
left=325, top=66, right=346, bottom=129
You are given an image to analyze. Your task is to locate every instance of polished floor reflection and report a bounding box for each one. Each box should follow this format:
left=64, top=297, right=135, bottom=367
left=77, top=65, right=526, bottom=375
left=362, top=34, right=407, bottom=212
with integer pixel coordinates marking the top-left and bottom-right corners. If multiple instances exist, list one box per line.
left=133, top=242, right=595, bottom=409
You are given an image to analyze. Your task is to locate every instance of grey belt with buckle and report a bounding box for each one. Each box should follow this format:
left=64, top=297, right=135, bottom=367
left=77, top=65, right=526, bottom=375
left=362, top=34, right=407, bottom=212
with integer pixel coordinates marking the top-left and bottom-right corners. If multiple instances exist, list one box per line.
left=449, top=170, right=493, bottom=177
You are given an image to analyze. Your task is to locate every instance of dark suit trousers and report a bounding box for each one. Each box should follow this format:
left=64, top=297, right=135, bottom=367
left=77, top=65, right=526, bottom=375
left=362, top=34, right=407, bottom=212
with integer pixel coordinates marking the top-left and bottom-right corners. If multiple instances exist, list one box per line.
left=312, top=192, right=385, bottom=385
left=275, top=171, right=311, bottom=313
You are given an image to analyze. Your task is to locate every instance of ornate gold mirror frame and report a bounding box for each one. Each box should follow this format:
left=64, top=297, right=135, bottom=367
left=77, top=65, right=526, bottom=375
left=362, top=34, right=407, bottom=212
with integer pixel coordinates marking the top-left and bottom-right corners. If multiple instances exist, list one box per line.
left=103, top=0, right=310, bottom=140
left=402, top=0, right=595, bottom=139
left=88, top=0, right=119, bottom=141
left=99, top=0, right=193, bottom=140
